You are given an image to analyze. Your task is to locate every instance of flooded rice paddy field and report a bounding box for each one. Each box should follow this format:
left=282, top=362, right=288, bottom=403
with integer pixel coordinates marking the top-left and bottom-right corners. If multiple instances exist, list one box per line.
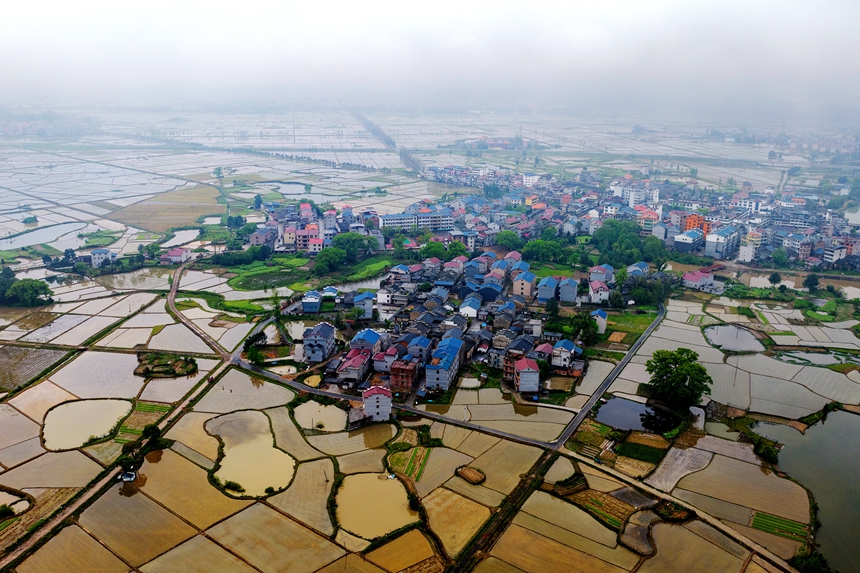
left=41, top=399, right=131, bottom=451
left=419, top=387, right=573, bottom=442
left=616, top=298, right=860, bottom=419
left=206, top=410, right=296, bottom=497
left=293, top=401, right=346, bottom=432
left=336, top=473, right=418, bottom=539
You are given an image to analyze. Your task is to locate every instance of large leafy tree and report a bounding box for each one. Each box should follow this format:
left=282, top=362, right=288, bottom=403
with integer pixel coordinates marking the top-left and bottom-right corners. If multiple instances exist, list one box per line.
left=768, top=272, right=782, bottom=287
left=313, top=247, right=347, bottom=276
left=645, top=348, right=713, bottom=406
left=495, top=230, right=524, bottom=251
left=5, top=278, right=53, bottom=307
left=445, top=241, right=469, bottom=260
left=332, top=232, right=375, bottom=263
left=419, top=241, right=447, bottom=260
left=803, top=273, right=820, bottom=292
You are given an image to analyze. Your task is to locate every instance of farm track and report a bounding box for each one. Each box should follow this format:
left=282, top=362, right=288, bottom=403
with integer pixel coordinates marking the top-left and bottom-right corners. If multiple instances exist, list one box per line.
left=444, top=450, right=554, bottom=573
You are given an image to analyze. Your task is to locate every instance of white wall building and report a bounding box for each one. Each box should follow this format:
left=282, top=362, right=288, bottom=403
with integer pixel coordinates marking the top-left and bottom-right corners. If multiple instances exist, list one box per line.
left=362, top=386, right=392, bottom=422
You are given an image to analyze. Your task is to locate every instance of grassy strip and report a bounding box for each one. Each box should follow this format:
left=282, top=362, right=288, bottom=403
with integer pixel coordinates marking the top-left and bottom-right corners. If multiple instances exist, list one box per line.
left=136, top=403, right=172, bottom=413
left=752, top=512, right=807, bottom=540
left=415, top=449, right=431, bottom=482
left=119, top=428, right=143, bottom=435
left=404, top=449, right=418, bottom=477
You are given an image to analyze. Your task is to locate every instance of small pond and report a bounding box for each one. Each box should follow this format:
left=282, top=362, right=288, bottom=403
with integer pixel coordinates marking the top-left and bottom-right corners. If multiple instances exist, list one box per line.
left=42, top=399, right=132, bottom=450
left=336, top=473, right=418, bottom=539
left=703, top=325, right=764, bottom=352
left=761, top=413, right=860, bottom=573
left=594, top=397, right=681, bottom=434
left=202, top=217, right=222, bottom=225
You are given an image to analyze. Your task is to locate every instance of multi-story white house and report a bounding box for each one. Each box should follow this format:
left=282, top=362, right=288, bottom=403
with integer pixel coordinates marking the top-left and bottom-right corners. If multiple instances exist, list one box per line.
left=363, top=386, right=392, bottom=422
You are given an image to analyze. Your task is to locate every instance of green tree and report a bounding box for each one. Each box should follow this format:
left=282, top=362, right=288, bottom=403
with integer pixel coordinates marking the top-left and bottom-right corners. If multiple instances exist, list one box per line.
left=772, top=248, right=788, bottom=267
left=768, top=272, right=782, bottom=287
left=247, top=345, right=265, bottom=366
left=570, top=312, right=599, bottom=345
left=546, top=298, right=559, bottom=317
left=445, top=241, right=469, bottom=260
left=483, top=183, right=504, bottom=199
left=213, top=167, right=223, bottom=178
left=254, top=194, right=262, bottom=210
left=803, top=273, right=820, bottom=292
left=419, top=241, right=447, bottom=260
left=609, top=290, right=625, bottom=308
left=332, top=232, right=375, bottom=263
left=540, top=227, right=557, bottom=241
left=495, top=230, right=524, bottom=251
left=642, top=236, right=667, bottom=264
left=313, top=247, right=347, bottom=276
left=631, top=287, right=653, bottom=305
left=579, top=252, right=593, bottom=268
left=5, top=279, right=53, bottom=306
left=645, top=348, right=713, bottom=406
left=615, top=267, right=628, bottom=285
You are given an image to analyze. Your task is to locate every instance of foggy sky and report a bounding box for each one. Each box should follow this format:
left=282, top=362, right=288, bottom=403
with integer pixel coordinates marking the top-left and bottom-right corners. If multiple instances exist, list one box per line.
left=3, top=1, right=860, bottom=120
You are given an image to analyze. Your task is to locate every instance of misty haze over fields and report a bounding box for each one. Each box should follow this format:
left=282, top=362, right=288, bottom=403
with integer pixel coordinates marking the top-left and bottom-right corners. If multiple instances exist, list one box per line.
left=2, top=1, right=860, bottom=124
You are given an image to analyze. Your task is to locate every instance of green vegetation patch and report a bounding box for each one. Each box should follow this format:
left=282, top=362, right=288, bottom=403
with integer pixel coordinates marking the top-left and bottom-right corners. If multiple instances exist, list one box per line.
left=615, top=442, right=666, bottom=464
left=751, top=512, right=807, bottom=541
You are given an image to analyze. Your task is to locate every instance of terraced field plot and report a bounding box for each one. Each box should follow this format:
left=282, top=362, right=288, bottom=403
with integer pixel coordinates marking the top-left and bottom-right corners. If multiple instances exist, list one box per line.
left=16, top=525, right=128, bottom=573
left=140, top=535, right=257, bottom=573
left=268, top=458, right=334, bottom=535
left=675, top=454, right=810, bottom=523
left=79, top=484, right=196, bottom=567
left=366, top=529, right=437, bottom=572
left=307, top=423, right=396, bottom=456
left=206, top=410, right=296, bottom=496
left=194, top=368, right=294, bottom=413
left=48, top=351, right=143, bottom=399
left=423, top=487, right=490, bottom=557
left=0, top=347, right=67, bottom=391
left=208, top=503, right=345, bottom=573
left=138, top=449, right=251, bottom=528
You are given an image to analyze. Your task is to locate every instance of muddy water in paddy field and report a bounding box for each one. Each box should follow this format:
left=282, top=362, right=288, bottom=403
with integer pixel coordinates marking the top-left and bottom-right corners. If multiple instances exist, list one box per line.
left=336, top=473, right=418, bottom=539
left=293, top=401, right=346, bottom=432
left=206, top=410, right=295, bottom=496
left=42, top=399, right=132, bottom=450
left=703, top=325, right=765, bottom=352
left=95, top=267, right=173, bottom=290
left=762, top=413, right=860, bottom=573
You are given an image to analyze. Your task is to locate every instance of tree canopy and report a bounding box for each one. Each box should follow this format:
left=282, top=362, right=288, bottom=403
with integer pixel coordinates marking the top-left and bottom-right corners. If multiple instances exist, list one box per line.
left=592, top=220, right=666, bottom=267
left=495, top=230, right=524, bottom=251
left=4, top=278, right=53, bottom=306
left=332, top=232, right=376, bottom=263
left=768, top=272, right=782, bottom=287
left=645, top=348, right=713, bottom=406
left=313, top=247, right=347, bottom=275
left=803, top=273, right=820, bottom=292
